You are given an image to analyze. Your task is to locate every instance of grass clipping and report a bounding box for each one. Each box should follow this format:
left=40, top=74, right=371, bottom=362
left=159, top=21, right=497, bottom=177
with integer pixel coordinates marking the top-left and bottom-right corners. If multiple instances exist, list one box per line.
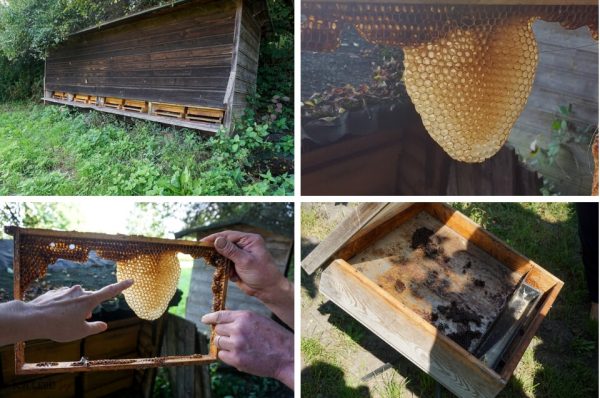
left=302, top=4, right=598, bottom=162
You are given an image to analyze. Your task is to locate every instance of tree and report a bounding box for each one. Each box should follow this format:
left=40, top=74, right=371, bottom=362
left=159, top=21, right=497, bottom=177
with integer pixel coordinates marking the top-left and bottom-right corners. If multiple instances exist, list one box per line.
left=128, top=202, right=294, bottom=238
left=0, top=202, right=72, bottom=238
left=0, top=0, right=170, bottom=61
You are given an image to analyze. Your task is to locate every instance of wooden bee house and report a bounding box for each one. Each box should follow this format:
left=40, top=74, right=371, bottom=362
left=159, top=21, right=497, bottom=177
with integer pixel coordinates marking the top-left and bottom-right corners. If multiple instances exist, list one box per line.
left=43, top=0, right=270, bottom=133
left=302, top=203, right=563, bottom=398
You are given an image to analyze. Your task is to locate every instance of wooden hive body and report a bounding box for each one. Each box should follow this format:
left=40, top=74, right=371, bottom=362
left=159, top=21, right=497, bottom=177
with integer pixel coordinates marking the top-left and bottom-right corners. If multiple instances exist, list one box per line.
left=303, top=203, right=563, bottom=398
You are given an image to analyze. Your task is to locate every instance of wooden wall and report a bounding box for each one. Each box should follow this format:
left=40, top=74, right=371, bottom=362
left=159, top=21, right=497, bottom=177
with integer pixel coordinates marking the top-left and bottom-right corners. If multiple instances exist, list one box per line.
left=223, top=0, right=263, bottom=127
left=508, top=21, right=598, bottom=195
left=45, top=0, right=238, bottom=109
left=302, top=104, right=542, bottom=195
left=0, top=317, right=159, bottom=398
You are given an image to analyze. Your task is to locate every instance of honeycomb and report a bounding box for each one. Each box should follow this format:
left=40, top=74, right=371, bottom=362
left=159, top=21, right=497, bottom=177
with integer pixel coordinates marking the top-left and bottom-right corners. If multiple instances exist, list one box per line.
left=302, top=3, right=599, bottom=162
left=10, top=228, right=230, bottom=321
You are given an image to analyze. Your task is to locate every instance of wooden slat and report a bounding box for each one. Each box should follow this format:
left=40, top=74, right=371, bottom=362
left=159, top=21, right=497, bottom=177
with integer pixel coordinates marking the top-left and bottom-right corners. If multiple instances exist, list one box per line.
left=423, top=204, right=556, bottom=278
left=303, top=0, right=596, bottom=4
left=335, top=203, right=420, bottom=260
left=45, top=0, right=237, bottom=111
left=320, top=259, right=506, bottom=398
left=301, top=203, right=390, bottom=274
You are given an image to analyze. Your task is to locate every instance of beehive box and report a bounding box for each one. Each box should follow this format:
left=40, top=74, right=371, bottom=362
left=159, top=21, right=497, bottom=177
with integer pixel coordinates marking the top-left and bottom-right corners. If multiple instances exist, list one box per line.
left=314, top=203, right=563, bottom=398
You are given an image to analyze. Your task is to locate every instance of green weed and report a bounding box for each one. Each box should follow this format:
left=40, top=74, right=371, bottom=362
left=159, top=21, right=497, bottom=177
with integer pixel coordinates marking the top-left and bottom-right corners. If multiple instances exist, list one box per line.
left=0, top=103, right=293, bottom=195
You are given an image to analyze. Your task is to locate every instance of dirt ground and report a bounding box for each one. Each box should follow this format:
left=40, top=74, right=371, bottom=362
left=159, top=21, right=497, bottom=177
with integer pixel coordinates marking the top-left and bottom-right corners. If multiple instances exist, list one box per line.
left=301, top=27, right=403, bottom=100
left=301, top=202, right=598, bottom=398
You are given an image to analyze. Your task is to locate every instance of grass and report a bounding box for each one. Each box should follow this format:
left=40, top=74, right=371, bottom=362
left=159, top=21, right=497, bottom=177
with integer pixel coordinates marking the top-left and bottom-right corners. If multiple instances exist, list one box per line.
left=0, top=102, right=293, bottom=195
left=301, top=202, right=598, bottom=398
left=301, top=337, right=370, bottom=397
left=168, top=263, right=192, bottom=318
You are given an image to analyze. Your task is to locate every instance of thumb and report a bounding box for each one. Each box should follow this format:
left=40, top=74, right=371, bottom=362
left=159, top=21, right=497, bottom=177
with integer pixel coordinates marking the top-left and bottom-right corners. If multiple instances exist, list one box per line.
left=85, top=321, right=108, bottom=336
left=214, top=237, right=249, bottom=265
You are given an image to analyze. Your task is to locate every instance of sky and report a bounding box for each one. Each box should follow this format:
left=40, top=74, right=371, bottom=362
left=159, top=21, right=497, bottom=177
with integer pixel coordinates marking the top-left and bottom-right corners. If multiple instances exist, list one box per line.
left=64, top=201, right=190, bottom=237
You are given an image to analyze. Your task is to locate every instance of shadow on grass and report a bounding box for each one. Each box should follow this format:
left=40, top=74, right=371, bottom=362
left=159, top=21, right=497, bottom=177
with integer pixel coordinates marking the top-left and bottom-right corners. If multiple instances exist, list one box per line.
left=301, top=237, right=319, bottom=299
left=301, top=361, right=371, bottom=397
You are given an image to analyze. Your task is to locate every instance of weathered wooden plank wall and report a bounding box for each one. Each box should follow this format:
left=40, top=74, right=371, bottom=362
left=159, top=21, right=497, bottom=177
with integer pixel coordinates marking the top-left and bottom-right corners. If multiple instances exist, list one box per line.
left=302, top=104, right=542, bottom=195
left=160, top=314, right=211, bottom=398
left=231, top=0, right=262, bottom=116
left=45, top=0, right=237, bottom=109
left=508, top=21, right=598, bottom=195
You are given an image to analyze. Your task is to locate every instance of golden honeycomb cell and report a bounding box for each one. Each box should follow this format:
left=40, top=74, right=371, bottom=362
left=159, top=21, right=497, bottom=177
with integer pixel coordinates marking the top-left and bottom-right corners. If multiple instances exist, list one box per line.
left=301, top=3, right=598, bottom=162
left=115, top=251, right=181, bottom=320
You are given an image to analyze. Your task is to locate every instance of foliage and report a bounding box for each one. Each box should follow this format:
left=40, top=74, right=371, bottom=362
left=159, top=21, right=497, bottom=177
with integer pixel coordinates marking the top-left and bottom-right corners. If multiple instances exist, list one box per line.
left=0, top=103, right=293, bottom=196
left=0, top=56, right=43, bottom=102
left=0, top=0, right=168, bottom=60
left=0, top=202, right=72, bottom=238
left=0, top=0, right=168, bottom=100
left=302, top=57, right=405, bottom=120
left=210, top=363, right=290, bottom=398
left=0, top=0, right=294, bottom=192
left=152, top=367, right=173, bottom=398
left=254, top=0, right=294, bottom=124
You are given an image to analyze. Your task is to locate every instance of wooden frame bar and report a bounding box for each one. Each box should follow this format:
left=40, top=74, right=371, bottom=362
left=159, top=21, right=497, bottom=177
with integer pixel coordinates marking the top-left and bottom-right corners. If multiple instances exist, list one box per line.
left=317, top=203, right=563, bottom=398
left=5, top=226, right=231, bottom=375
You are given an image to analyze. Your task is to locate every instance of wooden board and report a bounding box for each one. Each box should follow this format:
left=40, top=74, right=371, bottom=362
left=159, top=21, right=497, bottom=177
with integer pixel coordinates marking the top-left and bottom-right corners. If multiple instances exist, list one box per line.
left=301, top=103, right=542, bottom=195
left=348, top=210, right=522, bottom=352
left=320, top=259, right=507, bottom=398
left=316, top=203, right=563, bottom=398
left=303, top=0, right=597, bottom=4
left=301, top=203, right=389, bottom=274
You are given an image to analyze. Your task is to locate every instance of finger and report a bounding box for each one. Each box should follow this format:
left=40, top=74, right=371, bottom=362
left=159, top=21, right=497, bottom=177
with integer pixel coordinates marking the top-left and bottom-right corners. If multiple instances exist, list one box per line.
left=200, top=230, right=251, bottom=244
left=228, top=267, right=239, bottom=282
left=215, top=323, right=232, bottom=337
left=213, top=237, right=251, bottom=265
left=201, top=310, right=238, bottom=325
left=217, top=350, right=240, bottom=369
left=66, top=285, right=85, bottom=298
left=215, top=335, right=234, bottom=351
left=87, top=279, right=133, bottom=307
left=84, top=321, right=108, bottom=336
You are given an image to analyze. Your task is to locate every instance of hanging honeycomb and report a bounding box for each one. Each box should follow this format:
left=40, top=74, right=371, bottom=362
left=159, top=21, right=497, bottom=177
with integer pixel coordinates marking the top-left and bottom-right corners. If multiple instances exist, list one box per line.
left=6, top=227, right=230, bottom=321
left=302, top=3, right=599, bottom=162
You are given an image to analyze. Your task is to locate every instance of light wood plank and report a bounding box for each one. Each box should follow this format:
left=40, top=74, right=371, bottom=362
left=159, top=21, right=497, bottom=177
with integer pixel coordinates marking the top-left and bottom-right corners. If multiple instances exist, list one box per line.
left=320, top=259, right=506, bottom=398
left=303, top=0, right=596, bottom=5
left=301, top=203, right=390, bottom=274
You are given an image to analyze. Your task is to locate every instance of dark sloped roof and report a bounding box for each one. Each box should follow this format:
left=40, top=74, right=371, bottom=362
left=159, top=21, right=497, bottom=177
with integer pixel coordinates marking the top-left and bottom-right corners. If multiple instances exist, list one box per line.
left=175, top=218, right=292, bottom=240
left=72, top=0, right=271, bottom=37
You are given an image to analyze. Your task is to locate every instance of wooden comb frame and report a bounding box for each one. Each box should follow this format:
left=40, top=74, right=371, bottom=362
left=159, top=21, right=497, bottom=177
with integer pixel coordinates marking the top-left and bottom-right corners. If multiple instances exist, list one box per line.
left=4, top=226, right=231, bottom=375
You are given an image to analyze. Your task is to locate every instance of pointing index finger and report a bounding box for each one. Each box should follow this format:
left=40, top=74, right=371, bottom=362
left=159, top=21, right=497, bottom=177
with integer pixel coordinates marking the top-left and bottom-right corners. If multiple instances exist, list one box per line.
left=88, top=279, right=134, bottom=307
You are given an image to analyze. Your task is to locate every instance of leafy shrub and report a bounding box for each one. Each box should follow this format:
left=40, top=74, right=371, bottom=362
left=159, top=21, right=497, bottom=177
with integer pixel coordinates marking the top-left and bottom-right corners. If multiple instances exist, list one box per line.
left=0, top=103, right=293, bottom=196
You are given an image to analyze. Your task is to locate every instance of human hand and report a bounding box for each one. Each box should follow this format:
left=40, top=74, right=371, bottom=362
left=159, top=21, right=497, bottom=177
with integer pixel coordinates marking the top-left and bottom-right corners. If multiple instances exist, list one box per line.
left=201, top=231, right=287, bottom=302
left=202, top=310, right=294, bottom=390
left=28, top=279, right=133, bottom=342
